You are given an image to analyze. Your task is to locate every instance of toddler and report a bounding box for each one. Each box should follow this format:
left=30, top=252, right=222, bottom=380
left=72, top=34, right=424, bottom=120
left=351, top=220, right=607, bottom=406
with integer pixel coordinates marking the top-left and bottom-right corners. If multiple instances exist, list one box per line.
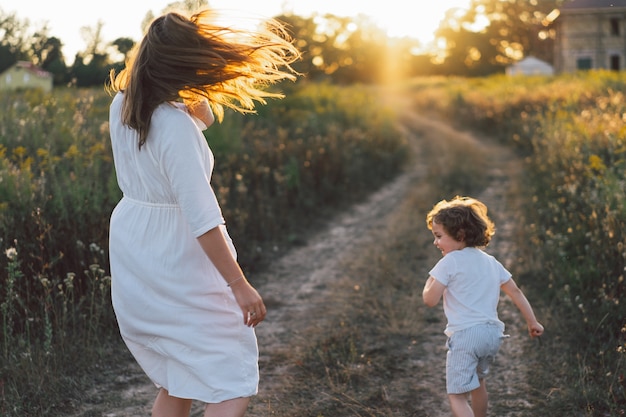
left=422, top=196, right=544, bottom=417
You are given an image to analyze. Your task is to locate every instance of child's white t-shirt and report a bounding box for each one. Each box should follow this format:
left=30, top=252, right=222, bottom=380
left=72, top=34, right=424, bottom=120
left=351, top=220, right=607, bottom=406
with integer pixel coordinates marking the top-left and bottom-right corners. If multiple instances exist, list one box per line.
left=429, top=247, right=511, bottom=337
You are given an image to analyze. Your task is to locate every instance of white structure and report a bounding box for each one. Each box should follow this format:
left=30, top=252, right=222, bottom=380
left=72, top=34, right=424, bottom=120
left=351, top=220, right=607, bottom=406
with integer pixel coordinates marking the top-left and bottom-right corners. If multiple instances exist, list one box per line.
left=0, top=61, right=53, bottom=92
left=506, top=56, right=554, bottom=76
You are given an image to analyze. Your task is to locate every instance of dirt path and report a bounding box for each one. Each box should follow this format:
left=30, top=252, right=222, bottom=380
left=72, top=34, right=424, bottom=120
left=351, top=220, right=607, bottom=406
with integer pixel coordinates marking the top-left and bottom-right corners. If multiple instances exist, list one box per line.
left=244, top=109, right=537, bottom=417
left=75, top=100, right=537, bottom=417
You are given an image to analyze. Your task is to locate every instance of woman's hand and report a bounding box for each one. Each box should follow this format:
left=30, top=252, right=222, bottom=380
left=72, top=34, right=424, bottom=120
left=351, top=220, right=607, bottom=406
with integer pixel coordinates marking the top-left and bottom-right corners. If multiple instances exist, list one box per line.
left=185, top=98, right=215, bottom=128
left=196, top=227, right=265, bottom=327
left=229, top=278, right=267, bottom=327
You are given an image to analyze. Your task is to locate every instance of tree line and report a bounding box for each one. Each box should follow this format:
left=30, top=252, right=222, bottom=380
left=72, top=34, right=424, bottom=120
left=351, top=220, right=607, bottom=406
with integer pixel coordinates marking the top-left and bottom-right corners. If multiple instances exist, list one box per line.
left=0, top=0, right=560, bottom=87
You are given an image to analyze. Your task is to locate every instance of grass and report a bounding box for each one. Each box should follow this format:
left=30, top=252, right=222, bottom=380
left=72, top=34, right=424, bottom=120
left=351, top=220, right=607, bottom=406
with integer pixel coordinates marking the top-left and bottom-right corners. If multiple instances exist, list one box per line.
left=408, top=71, right=626, bottom=416
left=2, top=71, right=626, bottom=415
left=0, top=83, right=408, bottom=415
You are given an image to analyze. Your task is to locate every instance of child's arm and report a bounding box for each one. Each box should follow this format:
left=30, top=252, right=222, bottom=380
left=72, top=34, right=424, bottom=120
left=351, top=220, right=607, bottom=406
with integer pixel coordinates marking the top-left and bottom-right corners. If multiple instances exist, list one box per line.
left=501, top=278, right=544, bottom=338
left=423, top=276, right=446, bottom=307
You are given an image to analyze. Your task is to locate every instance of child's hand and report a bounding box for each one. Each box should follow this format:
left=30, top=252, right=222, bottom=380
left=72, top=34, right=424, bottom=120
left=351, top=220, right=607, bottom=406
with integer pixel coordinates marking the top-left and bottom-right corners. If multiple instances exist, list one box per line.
left=528, top=321, right=544, bottom=338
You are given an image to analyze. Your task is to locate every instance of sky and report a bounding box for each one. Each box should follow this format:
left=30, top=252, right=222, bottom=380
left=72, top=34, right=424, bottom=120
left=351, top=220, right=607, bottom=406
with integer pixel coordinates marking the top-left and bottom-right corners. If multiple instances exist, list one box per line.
left=6, top=0, right=470, bottom=64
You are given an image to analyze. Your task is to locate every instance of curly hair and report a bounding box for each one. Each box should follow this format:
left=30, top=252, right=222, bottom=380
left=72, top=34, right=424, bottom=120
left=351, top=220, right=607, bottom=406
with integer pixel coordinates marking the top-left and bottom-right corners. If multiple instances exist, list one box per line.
left=108, top=9, right=300, bottom=148
left=426, top=196, right=495, bottom=247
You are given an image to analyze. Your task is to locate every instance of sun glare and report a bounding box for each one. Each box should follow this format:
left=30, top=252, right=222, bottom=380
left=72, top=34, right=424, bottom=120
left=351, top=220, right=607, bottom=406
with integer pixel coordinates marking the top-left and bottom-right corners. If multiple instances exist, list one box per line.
left=372, top=1, right=472, bottom=45
left=8, top=0, right=473, bottom=63
left=283, top=0, right=473, bottom=48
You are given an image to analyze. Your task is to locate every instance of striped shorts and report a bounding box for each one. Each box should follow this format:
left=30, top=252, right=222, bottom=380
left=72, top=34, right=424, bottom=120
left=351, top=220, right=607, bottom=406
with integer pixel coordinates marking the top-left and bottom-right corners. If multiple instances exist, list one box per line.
left=445, top=323, right=505, bottom=394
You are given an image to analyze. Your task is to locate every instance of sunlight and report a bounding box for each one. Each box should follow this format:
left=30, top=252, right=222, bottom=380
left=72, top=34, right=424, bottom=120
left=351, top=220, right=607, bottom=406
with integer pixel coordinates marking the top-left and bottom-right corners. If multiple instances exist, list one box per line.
left=7, top=0, right=473, bottom=62
left=366, top=1, right=473, bottom=44
left=279, top=0, right=473, bottom=48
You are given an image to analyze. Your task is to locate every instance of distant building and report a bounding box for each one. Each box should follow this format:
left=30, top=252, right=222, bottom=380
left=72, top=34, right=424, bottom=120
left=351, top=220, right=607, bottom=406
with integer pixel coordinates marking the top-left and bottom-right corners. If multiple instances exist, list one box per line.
left=506, top=56, right=554, bottom=76
left=553, top=0, right=626, bottom=73
left=0, top=61, right=53, bottom=93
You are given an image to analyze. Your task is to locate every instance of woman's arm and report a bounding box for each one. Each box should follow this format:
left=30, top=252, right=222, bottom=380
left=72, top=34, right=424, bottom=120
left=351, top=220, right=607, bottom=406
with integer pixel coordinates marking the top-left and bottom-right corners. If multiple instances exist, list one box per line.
left=196, top=227, right=266, bottom=327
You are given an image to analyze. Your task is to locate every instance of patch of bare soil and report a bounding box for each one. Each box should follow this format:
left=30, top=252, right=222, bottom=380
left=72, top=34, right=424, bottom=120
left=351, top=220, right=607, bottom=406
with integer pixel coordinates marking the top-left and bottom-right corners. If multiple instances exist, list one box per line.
left=72, top=97, right=540, bottom=417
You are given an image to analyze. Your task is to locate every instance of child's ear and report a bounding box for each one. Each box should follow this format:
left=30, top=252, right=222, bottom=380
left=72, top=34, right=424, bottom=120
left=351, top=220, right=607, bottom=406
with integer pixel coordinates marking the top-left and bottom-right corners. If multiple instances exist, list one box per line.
left=456, top=230, right=465, bottom=242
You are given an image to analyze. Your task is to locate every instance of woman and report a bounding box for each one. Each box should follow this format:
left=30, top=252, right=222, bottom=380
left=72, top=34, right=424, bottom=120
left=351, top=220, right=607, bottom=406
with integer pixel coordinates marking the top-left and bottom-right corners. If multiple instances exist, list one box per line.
left=107, top=9, right=299, bottom=417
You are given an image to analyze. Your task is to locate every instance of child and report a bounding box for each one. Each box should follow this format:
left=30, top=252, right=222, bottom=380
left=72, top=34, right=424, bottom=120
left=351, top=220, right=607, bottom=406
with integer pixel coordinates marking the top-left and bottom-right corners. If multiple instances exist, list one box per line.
left=422, top=196, right=544, bottom=417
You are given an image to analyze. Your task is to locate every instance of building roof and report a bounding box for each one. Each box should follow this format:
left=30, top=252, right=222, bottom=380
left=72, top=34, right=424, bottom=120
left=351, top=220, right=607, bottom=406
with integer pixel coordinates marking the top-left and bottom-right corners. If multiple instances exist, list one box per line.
left=5, top=61, right=52, bottom=78
left=561, top=0, right=626, bottom=10
left=512, top=56, right=553, bottom=67
left=506, top=56, right=554, bottom=75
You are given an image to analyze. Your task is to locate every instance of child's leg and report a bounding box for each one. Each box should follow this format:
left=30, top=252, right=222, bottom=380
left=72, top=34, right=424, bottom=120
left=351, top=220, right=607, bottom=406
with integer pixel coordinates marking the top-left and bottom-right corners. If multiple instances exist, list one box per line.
left=448, top=379, right=488, bottom=417
left=448, top=392, right=474, bottom=417
left=152, top=388, right=192, bottom=417
left=470, top=378, right=488, bottom=417
left=204, top=397, right=250, bottom=417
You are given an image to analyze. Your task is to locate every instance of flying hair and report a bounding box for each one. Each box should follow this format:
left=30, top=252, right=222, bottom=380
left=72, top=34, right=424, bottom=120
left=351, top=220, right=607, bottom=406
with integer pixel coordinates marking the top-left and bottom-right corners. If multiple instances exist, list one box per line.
left=107, top=9, right=301, bottom=149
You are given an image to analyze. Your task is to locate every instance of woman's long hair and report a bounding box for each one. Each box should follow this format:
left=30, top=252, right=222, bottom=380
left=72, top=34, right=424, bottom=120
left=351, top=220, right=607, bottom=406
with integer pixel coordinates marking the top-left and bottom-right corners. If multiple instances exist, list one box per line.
left=108, top=9, right=300, bottom=148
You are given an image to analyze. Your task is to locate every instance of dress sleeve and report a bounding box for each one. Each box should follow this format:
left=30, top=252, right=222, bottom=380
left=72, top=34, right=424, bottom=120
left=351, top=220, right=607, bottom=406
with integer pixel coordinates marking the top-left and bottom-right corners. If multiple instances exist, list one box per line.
left=157, top=112, right=225, bottom=237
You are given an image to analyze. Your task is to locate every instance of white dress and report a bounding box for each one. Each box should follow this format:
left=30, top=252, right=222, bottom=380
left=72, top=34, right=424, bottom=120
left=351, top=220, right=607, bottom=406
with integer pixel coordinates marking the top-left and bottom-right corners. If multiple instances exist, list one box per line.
left=108, top=92, right=258, bottom=403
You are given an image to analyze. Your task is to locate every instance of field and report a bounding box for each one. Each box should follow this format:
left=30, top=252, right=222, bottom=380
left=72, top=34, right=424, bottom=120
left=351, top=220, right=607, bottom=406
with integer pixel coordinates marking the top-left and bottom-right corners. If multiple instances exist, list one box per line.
left=1, top=73, right=625, bottom=416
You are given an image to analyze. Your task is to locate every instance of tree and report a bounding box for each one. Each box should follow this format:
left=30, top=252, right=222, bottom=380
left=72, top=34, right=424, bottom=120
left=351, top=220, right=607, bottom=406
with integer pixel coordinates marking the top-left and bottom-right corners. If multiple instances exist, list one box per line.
left=331, top=15, right=392, bottom=84
left=274, top=12, right=400, bottom=84
left=107, top=37, right=135, bottom=77
left=67, top=21, right=124, bottom=87
left=434, top=0, right=560, bottom=75
left=0, top=9, right=32, bottom=72
left=38, top=37, right=69, bottom=85
left=78, top=20, right=107, bottom=64
left=111, top=37, right=135, bottom=63
left=69, top=1, right=210, bottom=87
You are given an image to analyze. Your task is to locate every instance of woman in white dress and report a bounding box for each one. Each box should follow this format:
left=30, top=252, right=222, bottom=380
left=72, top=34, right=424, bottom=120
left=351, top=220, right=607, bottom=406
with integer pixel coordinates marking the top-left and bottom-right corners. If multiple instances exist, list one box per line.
left=107, top=10, right=299, bottom=417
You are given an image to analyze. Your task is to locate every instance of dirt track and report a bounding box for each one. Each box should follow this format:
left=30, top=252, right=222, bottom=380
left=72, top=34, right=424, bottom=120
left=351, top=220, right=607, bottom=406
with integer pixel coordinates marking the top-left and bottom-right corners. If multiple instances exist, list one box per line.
left=246, top=106, right=537, bottom=417
left=71, top=96, right=539, bottom=417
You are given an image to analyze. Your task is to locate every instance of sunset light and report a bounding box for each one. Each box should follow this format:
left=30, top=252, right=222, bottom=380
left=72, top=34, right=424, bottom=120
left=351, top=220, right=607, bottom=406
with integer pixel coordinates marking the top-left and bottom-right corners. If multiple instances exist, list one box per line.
left=277, top=0, right=472, bottom=45
left=7, top=0, right=471, bottom=63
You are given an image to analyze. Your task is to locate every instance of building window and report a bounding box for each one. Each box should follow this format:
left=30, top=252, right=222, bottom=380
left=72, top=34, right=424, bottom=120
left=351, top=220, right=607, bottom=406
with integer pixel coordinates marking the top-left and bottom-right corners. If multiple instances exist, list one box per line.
left=610, top=18, right=620, bottom=36
left=611, top=55, right=621, bottom=70
left=577, top=57, right=593, bottom=70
